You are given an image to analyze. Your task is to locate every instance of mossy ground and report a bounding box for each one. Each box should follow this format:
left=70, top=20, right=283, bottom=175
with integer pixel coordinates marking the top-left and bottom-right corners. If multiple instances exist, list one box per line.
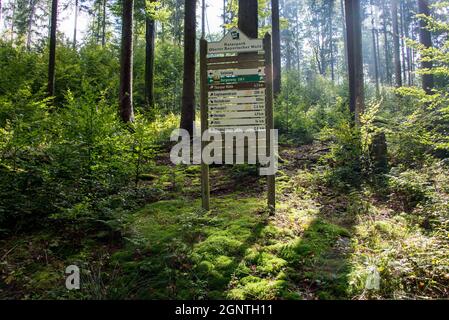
left=1, top=144, right=448, bottom=299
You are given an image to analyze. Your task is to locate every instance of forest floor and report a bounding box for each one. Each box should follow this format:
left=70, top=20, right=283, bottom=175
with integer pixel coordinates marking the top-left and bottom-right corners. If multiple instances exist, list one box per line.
left=1, top=143, right=448, bottom=299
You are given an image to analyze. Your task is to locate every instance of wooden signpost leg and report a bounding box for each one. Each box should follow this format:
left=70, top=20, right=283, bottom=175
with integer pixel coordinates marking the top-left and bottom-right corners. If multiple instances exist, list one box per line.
left=264, top=33, right=276, bottom=215
left=200, top=38, right=210, bottom=211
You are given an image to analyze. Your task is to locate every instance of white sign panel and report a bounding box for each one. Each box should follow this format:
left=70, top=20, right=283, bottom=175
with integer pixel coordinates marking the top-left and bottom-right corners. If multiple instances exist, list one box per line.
left=209, top=104, right=265, bottom=112
left=208, top=68, right=265, bottom=79
left=209, top=111, right=266, bottom=119
left=207, top=27, right=264, bottom=54
left=209, top=97, right=265, bottom=105
left=208, top=89, right=265, bottom=98
left=209, top=118, right=266, bottom=126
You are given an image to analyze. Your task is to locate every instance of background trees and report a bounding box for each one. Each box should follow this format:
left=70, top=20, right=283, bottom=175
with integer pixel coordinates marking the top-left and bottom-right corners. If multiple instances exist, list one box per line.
left=179, top=0, right=196, bottom=135
left=119, top=0, right=134, bottom=122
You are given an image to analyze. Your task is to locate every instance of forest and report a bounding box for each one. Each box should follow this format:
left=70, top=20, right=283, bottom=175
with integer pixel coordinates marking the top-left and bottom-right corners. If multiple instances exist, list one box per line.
left=0, top=0, right=448, bottom=301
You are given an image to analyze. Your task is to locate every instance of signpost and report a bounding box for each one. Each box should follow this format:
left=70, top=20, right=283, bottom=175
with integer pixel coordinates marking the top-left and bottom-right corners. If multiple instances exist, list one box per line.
left=200, top=27, right=276, bottom=214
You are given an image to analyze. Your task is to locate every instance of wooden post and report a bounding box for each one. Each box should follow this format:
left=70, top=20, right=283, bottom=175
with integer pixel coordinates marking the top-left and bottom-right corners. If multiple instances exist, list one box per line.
left=264, top=33, right=275, bottom=215
left=200, top=38, right=210, bottom=211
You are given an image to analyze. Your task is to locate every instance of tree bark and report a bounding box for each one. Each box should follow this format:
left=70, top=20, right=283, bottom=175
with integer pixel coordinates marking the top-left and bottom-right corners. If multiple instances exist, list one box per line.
left=73, top=0, right=78, bottom=49
left=119, top=0, right=134, bottom=122
left=48, top=0, right=58, bottom=98
left=272, top=0, right=281, bottom=96
left=392, top=0, right=402, bottom=87
left=238, top=0, right=258, bottom=39
left=344, top=0, right=364, bottom=124
left=102, top=0, right=106, bottom=46
left=145, top=0, right=156, bottom=112
left=418, top=0, right=433, bottom=94
left=26, top=0, right=37, bottom=50
left=371, top=2, right=380, bottom=97
left=400, top=1, right=407, bottom=85
left=180, top=0, right=197, bottom=135
left=340, top=0, right=348, bottom=74
left=329, top=0, right=335, bottom=82
left=381, top=0, right=391, bottom=85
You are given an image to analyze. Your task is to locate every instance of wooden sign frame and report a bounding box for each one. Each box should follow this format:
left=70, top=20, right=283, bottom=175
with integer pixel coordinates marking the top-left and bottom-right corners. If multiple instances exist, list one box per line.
left=200, top=29, right=275, bottom=214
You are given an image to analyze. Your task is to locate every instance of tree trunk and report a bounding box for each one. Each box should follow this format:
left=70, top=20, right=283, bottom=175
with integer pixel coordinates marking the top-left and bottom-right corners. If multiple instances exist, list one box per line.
left=180, top=0, right=197, bottom=135
left=340, top=0, right=348, bottom=73
left=329, top=0, right=335, bottom=82
left=399, top=1, right=407, bottom=85
left=73, top=0, right=78, bottom=49
left=48, top=0, right=58, bottom=98
left=392, top=0, right=402, bottom=87
left=418, top=0, right=433, bottom=94
left=272, top=0, right=281, bottom=96
left=26, top=0, right=37, bottom=50
left=102, top=0, right=106, bottom=46
left=119, top=0, right=134, bottom=122
left=223, top=0, right=226, bottom=36
left=344, top=0, right=364, bottom=124
left=238, top=0, right=258, bottom=39
left=371, top=2, right=380, bottom=97
left=381, top=0, right=391, bottom=85
left=145, top=0, right=156, bottom=112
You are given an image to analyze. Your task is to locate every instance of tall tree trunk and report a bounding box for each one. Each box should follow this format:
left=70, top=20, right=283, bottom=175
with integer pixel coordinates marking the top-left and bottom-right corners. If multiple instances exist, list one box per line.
left=48, top=0, right=58, bottom=97
left=223, top=0, right=226, bottom=36
left=145, top=0, right=156, bottom=112
left=272, top=0, right=281, bottom=96
left=340, top=0, right=348, bottom=73
left=119, top=0, right=134, bottom=122
left=371, top=2, right=380, bottom=97
left=404, top=2, right=413, bottom=86
left=26, top=0, right=37, bottom=50
left=238, top=0, right=258, bottom=38
left=400, top=1, right=407, bottom=85
left=180, top=0, right=197, bottom=135
left=345, top=0, right=364, bottom=124
left=73, top=0, right=78, bottom=48
left=101, top=0, right=106, bottom=46
left=418, top=0, right=433, bottom=94
left=10, top=0, right=16, bottom=42
left=392, top=0, right=402, bottom=87
left=329, top=0, right=335, bottom=82
left=381, top=0, right=391, bottom=85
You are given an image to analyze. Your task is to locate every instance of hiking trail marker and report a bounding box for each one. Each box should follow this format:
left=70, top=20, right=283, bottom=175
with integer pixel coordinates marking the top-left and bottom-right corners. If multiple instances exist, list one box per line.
left=200, top=28, right=276, bottom=214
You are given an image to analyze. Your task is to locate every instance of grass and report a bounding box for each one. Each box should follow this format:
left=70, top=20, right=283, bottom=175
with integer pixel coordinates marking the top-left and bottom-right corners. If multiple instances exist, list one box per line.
left=1, top=145, right=448, bottom=300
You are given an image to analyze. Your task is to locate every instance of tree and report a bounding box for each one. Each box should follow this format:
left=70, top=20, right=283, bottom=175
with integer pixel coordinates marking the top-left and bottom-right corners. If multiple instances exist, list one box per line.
left=101, top=0, right=107, bottom=46
left=48, top=0, right=58, bottom=98
left=272, top=0, right=281, bottom=96
left=73, top=0, right=79, bottom=48
left=370, top=0, right=380, bottom=96
left=392, top=0, right=402, bottom=87
left=238, top=0, right=258, bottom=38
left=344, top=0, right=364, bottom=124
left=180, top=0, right=197, bottom=135
left=417, top=0, right=433, bottom=94
left=119, top=0, right=135, bottom=122
left=381, top=0, right=391, bottom=85
left=145, top=0, right=156, bottom=112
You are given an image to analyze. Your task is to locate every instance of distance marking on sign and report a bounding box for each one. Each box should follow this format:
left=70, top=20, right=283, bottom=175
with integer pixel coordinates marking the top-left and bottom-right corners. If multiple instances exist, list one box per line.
left=208, top=89, right=265, bottom=98
left=209, top=118, right=266, bottom=126
left=209, top=111, right=266, bottom=119
left=209, top=104, right=265, bottom=112
left=208, top=83, right=265, bottom=91
left=208, top=75, right=264, bottom=85
left=208, top=68, right=265, bottom=79
left=209, top=96, right=265, bottom=105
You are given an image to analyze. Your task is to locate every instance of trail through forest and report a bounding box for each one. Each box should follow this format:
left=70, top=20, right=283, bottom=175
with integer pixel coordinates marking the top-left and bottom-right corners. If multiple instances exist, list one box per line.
left=3, top=142, right=446, bottom=299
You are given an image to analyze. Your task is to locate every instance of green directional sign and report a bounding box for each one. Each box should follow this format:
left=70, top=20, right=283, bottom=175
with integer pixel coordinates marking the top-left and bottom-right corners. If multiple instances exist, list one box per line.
left=208, top=75, right=264, bottom=85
